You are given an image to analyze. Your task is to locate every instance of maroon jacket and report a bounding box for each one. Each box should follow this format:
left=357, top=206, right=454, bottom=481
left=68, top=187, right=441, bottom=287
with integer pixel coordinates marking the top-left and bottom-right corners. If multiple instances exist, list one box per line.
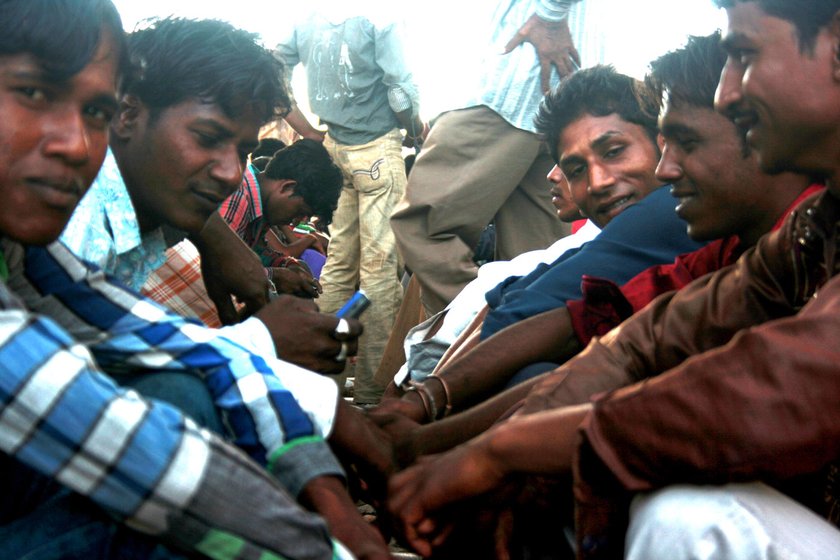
left=523, top=190, right=840, bottom=558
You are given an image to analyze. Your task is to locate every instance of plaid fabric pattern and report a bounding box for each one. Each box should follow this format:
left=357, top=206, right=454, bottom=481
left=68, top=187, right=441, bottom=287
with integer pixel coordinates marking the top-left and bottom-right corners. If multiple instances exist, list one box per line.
left=0, top=239, right=340, bottom=558
left=141, top=240, right=223, bottom=328
left=8, top=241, right=343, bottom=496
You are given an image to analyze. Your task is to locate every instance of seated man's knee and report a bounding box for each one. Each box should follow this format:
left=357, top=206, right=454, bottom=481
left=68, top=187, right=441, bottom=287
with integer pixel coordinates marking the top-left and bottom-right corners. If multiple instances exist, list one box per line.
left=626, top=484, right=771, bottom=560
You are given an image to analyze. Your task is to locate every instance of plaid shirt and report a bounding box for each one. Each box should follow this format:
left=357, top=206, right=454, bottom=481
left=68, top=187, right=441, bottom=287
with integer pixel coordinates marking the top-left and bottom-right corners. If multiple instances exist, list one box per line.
left=219, top=164, right=298, bottom=271
left=0, top=239, right=348, bottom=558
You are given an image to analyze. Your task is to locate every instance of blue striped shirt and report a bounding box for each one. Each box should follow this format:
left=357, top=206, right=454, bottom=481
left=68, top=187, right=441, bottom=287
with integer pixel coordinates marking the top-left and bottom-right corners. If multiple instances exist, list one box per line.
left=0, top=238, right=348, bottom=558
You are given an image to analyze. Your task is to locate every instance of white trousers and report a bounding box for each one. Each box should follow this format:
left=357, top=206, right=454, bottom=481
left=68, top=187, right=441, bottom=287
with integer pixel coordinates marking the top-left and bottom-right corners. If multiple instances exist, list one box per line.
left=626, top=482, right=840, bottom=560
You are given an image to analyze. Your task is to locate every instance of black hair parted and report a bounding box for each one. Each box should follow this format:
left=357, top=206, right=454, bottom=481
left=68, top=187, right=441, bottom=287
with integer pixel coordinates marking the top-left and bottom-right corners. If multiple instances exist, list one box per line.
left=0, top=0, right=129, bottom=82
left=124, top=17, right=291, bottom=125
left=535, top=65, right=658, bottom=163
left=713, top=0, right=840, bottom=53
left=263, top=139, right=343, bottom=225
left=646, top=32, right=726, bottom=112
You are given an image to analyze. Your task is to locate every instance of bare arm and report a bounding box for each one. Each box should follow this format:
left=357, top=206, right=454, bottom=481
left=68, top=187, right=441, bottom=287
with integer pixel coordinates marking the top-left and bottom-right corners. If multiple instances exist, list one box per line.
left=284, top=104, right=326, bottom=142
left=191, top=212, right=270, bottom=324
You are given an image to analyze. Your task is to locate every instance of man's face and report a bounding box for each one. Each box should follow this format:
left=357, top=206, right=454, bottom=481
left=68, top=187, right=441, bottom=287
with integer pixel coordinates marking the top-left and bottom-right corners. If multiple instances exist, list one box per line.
left=116, top=99, right=262, bottom=234
left=715, top=2, right=840, bottom=180
left=0, top=34, right=119, bottom=245
left=557, top=113, right=661, bottom=228
left=260, top=176, right=312, bottom=226
left=656, top=100, right=765, bottom=242
left=546, top=165, right=584, bottom=222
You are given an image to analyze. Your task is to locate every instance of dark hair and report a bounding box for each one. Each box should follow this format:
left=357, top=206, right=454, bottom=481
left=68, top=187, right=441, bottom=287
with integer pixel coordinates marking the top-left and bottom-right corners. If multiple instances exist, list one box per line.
left=646, top=32, right=726, bottom=111
left=535, top=65, right=658, bottom=163
left=714, top=0, right=840, bottom=52
left=123, top=17, right=291, bottom=124
left=263, top=139, right=343, bottom=225
left=0, top=0, right=129, bottom=82
left=251, top=138, right=287, bottom=160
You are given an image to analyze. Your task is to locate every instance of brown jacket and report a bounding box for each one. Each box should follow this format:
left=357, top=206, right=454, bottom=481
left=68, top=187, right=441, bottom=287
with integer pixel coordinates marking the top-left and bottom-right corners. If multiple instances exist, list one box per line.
left=522, top=190, right=840, bottom=558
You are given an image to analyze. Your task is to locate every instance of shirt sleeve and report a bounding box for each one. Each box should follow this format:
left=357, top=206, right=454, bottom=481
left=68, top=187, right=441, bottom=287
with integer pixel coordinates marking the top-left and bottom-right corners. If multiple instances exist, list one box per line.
left=0, top=306, right=336, bottom=559
left=10, top=241, right=344, bottom=497
left=375, top=22, right=420, bottom=118
left=481, top=187, right=705, bottom=339
left=535, top=0, right=582, bottom=21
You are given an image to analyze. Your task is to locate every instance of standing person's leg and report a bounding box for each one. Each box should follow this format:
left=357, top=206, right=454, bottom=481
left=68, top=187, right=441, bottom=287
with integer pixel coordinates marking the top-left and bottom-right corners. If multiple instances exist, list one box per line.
left=318, top=135, right=362, bottom=396
left=391, top=106, right=548, bottom=316
left=493, top=146, right=568, bottom=261
left=626, top=482, right=840, bottom=560
left=336, top=130, right=406, bottom=404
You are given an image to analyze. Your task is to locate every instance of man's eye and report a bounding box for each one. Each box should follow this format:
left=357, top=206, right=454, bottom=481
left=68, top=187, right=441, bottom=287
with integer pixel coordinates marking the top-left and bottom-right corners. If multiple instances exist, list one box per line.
left=84, top=105, right=114, bottom=127
left=16, top=86, right=47, bottom=102
left=604, top=145, right=625, bottom=159
left=195, top=132, right=222, bottom=147
left=564, top=166, right=583, bottom=180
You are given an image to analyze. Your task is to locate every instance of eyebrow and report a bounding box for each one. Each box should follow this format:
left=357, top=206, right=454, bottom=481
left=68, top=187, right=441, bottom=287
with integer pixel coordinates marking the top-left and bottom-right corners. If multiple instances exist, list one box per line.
left=659, top=122, right=697, bottom=139
left=720, top=33, right=750, bottom=53
left=559, top=130, right=625, bottom=168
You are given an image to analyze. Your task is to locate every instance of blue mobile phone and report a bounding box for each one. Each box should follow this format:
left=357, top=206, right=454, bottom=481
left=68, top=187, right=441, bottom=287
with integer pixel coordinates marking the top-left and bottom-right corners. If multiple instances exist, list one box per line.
left=336, top=290, right=371, bottom=319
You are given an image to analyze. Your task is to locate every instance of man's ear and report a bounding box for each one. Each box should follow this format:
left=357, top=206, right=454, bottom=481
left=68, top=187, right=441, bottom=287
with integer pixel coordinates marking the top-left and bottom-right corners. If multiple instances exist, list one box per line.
left=280, top=179, right=298, bottom=195
left=111, top=95, right=143, bottom=140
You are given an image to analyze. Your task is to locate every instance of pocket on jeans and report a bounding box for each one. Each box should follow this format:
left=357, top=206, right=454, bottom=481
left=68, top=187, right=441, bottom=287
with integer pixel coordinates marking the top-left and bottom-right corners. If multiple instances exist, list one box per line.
left=346, top=148, right=395, bottom=194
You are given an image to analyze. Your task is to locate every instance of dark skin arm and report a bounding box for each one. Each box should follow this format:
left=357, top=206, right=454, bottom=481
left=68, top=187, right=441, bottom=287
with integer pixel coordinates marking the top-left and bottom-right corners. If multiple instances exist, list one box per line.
left=299, top=475, right=391, bottom=560
left=376, top=307, right=582, bottom=423
left=388, top=404, right=591, bottom=557
left=192, top=212, right=270, bottom=324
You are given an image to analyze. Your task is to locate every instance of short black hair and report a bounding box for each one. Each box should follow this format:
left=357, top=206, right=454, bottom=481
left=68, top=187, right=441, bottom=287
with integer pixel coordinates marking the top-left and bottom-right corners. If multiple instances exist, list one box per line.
left=646, top=32, right=726, bottom=112
left=714, top=0, right=840, bottom=53
left=123, top=17, right=291, bottom=124
left=263, top=139, right=343, bottom=225
left=0, top=0, right=129, bottom=83
left=534, top=65, right=658, bottom=163
left=251, top=138, right=287, bottom=160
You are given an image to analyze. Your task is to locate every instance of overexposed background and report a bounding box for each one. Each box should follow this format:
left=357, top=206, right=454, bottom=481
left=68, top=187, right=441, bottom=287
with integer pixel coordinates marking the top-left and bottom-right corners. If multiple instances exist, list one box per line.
left=112, top=0, right=726, bottom=122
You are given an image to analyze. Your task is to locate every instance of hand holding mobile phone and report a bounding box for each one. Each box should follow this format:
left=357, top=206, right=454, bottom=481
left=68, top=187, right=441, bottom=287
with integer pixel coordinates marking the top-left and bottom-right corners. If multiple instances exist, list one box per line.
left=336, top=290, right=371, bottom=319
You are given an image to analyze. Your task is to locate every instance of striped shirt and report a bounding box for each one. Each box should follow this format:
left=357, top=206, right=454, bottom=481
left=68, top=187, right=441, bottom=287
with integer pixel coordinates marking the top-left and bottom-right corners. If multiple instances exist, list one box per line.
left=448, top=0, right=602, bottom=133
left=0, top=238, right=350, bottom=558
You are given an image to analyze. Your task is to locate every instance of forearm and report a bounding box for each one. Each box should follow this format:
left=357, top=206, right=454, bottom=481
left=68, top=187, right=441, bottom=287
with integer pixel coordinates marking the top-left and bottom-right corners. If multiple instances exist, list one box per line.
left=428, top=307, right=581, bottom=411
left=284, top=104, right=325, bottom=141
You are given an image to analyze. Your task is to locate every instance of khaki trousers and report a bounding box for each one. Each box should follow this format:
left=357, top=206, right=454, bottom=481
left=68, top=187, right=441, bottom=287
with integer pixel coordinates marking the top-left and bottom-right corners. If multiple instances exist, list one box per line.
left=320, top=130, right=405, bottom=404
left=391, top=106, right=567, bottom=316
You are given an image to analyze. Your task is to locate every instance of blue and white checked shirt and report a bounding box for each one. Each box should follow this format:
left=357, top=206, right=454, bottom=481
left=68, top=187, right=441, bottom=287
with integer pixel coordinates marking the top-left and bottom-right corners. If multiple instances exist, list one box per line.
left=0, top=238, right=349, bottom=558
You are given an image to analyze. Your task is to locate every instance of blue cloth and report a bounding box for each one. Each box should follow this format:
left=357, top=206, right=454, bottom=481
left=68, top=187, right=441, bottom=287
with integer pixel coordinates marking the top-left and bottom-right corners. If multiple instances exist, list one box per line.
left=0, top=238, right=344, bottom=558
left=60, top=149, right=167, bottom=291
left=482, top=186, right=705, bottom=338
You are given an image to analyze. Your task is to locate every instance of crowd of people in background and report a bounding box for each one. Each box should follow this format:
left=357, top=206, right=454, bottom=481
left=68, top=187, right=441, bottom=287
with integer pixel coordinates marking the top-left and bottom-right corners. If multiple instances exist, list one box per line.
left=1, top=0, right=839, bottom=559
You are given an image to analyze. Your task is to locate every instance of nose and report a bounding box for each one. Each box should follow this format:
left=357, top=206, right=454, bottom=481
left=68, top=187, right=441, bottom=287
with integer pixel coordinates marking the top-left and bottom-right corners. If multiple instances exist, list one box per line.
left=42, top=107, right=90, bottom=166
left=546, top=164, right=564, bottom=184
left=587, top=162, right=615, bottom=195
left=655, top=143, right=682, bottom=183
left=714, top=59, right=743, bottom=116
left=210, top=147, right=245, bottom=193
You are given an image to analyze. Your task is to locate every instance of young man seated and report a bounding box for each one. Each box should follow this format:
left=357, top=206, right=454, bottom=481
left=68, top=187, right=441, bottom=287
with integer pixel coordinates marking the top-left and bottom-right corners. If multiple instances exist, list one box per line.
left=387, top=4, right=840, bottom=558
left=219, top=139, right=341, bottom=297
left=376, top=32, right=818, bottom=427
left=0, top=9, right=394, bottom=559
left=0, top=2, right=387, bottom=558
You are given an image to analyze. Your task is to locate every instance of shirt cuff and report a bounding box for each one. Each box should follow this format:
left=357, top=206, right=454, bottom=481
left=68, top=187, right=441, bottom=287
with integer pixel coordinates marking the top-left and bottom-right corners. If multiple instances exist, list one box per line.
left=535, top=0, right=574, bottom=22
left=388, top=86, right=415, bottom=115
left=268, top=436, right=346, bottom=498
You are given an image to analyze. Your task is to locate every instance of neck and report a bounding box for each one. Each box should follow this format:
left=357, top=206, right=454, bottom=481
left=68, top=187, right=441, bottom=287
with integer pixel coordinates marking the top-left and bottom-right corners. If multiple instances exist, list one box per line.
left=740, top=173, right=814, bottom=247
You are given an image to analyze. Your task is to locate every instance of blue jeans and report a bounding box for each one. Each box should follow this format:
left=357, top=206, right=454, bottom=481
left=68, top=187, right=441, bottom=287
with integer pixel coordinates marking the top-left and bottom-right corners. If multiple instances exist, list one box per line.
left=0, top=372, right=222, bottom=559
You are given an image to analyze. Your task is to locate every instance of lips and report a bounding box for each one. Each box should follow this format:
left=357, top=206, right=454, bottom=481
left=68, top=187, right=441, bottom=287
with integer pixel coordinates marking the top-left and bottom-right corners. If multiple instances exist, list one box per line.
left=26, top=176, right=84, bottom=210
left=190, top=187, right=228, bottom=214
left=596, top=195, right=633, bottom=218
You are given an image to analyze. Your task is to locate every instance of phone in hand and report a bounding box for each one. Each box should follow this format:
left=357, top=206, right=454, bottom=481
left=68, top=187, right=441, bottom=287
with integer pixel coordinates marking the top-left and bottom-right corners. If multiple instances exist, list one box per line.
left=336, top=290, right=371, bottom=319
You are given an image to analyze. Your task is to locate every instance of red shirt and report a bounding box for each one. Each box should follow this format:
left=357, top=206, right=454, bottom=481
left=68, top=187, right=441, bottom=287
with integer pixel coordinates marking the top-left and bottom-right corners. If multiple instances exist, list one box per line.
left=567, top=185, right=825, bottom=346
